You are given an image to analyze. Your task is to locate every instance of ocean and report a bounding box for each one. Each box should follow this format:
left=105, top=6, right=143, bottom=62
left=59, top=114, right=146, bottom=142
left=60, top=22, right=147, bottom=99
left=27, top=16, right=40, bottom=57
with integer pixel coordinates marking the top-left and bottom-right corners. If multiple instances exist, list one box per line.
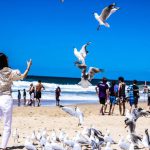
left=12, top=76, right=150, bottom=106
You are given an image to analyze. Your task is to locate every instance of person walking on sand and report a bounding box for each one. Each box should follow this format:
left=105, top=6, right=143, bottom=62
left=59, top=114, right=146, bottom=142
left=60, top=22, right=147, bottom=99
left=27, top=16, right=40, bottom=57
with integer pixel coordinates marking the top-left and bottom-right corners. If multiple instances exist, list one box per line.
left=127, top=84, right=135, bottom=112
left=35, top=80, right=45, bottom=107
left=108, top=81, right=117, bottom=115
left=118, top=77, right=126, bottom=116
left=95, top=77, right=109, bottom=115
left=17, top=90, right=21, bottom=106
left=29, top=83, right=35, bottom=106
left=0, top=53, right=32, bottom=150
left=23, top=89, right=26, bottom=106
left=55, top=86, right=61, bottom=106
left=132, top=80, right=139, bottom=108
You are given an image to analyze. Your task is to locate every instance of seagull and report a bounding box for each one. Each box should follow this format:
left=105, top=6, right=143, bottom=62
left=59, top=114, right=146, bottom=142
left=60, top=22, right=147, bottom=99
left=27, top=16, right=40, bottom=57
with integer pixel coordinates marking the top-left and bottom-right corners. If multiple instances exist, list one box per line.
left=36, top=130, right=42, bottom=141
left=24, top=136, right=36, bottom=150
left=31, top=130, right=37, bottom=144
left=124, top=117, right=136, bottom=133
left=72, top=142, right=82, bottom=150
left=94, top=3, right=120, bottom=30
left=105, top=142, right=112, bottom=150
left=104, top=129, right=116, bottom=144
left=130, top=133, right=142, bottom=148
left=61, top=106, right=84, bottom=126
left=142, top=129, right=150, bottom=148
left=118, top=136, right=130, bottom=150
left=74, top=42, right=91, bottom=65
left=12, top=128, right=19, bottom=144
left=87, top=67, right=104, bottom=81
left=77, top=66, right=104, bottom=88
left=59, top=129, right=66, bottom=142
left=132, top=108, right=150, bottom=121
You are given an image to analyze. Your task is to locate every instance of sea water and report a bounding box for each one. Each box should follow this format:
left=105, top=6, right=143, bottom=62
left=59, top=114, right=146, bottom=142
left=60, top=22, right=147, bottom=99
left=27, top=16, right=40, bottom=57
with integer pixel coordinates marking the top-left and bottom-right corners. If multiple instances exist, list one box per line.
left=12, top=76, right=149, bottom=106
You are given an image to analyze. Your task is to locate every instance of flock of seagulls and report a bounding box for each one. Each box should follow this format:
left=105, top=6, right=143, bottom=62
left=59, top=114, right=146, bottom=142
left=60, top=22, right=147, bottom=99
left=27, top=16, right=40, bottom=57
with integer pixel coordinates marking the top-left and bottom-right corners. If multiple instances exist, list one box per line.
left=57, top=1, right=120, bottom=88
left=74, top=42, right=104, bottom=88
left=69, top=2, right=119, bottom=88
left=118, top=107, right=150, bottom=150
left=15, top=106, right=149, bottom=150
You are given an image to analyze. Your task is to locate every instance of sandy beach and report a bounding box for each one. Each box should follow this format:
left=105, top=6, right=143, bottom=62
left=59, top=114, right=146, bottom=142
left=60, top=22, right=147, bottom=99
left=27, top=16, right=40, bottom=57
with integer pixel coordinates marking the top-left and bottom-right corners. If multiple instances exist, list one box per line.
left=0, top=102, right=149, bottom=150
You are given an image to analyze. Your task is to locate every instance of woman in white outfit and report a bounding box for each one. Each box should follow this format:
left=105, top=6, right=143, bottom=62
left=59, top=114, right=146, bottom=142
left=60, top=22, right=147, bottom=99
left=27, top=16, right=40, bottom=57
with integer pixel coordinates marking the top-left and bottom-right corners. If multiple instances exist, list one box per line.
left=0, top=53, right=32, bottom=150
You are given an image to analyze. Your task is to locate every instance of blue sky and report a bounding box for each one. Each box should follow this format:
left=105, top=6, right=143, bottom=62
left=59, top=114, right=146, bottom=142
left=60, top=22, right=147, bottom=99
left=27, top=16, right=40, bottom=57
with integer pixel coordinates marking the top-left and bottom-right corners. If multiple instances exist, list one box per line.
left=0, top=0, right=150, bottom=81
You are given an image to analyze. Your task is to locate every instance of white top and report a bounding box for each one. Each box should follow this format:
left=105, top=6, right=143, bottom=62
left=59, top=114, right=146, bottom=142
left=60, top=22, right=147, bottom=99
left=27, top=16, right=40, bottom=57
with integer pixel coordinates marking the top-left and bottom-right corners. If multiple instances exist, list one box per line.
left=0, top=67, right=23, bottom=95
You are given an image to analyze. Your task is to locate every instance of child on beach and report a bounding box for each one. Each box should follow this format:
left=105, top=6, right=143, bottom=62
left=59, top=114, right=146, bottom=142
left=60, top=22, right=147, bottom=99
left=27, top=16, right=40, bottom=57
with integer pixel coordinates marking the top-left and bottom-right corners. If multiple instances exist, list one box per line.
left=0, top=53, right=32, bottom=150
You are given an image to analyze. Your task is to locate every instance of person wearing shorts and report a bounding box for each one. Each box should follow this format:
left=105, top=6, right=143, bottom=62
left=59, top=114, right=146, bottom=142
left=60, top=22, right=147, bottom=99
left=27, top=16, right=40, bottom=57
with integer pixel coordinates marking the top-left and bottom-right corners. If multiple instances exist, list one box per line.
left=118, top=77, right=126, bottom=116
left=109, top=81, right=117, bottom=115
left=35, top=80, right=45, bottom=107
left=96, top=77, right=109, bottom=115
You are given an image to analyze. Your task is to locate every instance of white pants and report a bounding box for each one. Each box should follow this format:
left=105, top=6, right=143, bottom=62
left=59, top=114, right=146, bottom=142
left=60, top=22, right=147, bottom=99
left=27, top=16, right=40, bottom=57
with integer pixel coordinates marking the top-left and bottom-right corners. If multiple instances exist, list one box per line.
left=0, top=95, right=13, bottom=149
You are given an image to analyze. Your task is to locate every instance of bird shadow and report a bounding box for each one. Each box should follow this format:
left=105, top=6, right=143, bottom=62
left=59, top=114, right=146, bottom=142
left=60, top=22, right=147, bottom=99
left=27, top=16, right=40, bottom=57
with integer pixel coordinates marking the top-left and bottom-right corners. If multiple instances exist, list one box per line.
left=6, top=145, right=24, bottom=149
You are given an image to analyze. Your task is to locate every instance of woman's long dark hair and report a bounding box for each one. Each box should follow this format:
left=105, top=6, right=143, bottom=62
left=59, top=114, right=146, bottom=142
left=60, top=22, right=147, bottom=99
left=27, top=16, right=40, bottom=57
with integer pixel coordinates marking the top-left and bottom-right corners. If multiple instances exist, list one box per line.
left=0, top=53, right=8, bottom=70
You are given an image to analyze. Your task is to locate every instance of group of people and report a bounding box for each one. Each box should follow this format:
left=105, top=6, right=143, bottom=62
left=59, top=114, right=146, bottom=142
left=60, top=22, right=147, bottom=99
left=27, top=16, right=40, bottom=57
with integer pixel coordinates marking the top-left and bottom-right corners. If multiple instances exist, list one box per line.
left=95, top=77, right=146, bottom=116
left=17, top=85, right=61, bottom=107
left=17, top=80, right=45, bottom=107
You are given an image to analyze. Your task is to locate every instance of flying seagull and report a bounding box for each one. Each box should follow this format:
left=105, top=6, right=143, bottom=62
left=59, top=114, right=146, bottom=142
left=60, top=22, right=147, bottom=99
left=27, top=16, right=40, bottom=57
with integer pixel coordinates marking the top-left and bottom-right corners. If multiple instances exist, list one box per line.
left=94, top=3, right=120, bottom=30
left=76, top=66, right=104, bottom=88
left=74, top=42, right=91, bottom=65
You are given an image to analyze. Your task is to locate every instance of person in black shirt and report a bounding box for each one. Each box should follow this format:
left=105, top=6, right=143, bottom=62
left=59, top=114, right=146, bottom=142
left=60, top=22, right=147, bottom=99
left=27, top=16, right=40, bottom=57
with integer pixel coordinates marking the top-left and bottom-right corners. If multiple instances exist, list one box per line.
left=132, top=80, right=139, bottom=108
left=55, top=86, right=61, bottom=106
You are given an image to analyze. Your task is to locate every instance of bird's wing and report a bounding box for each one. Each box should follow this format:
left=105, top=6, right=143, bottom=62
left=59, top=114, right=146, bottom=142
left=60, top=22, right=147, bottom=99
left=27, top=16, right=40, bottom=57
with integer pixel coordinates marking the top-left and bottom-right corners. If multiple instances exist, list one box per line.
left=62, top=107, right=76, bottom=116
left=80, top=42, right=91, bottom=58
left=99, top=6, right=111, bottom=21
left=88, top=67, right=101, bottom=81
left=74, top=48, right=81, bottom=60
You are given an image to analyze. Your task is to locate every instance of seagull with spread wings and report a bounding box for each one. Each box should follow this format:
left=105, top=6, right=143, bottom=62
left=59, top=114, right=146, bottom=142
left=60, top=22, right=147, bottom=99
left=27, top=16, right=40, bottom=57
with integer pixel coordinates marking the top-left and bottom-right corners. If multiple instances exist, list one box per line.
left=61, top=106, right=84, bottom=126
left=94, top=3, right=120, bottom=30
left=75, top=63, right=104, bottom=88
left=74, top=42, right=91, bottom=65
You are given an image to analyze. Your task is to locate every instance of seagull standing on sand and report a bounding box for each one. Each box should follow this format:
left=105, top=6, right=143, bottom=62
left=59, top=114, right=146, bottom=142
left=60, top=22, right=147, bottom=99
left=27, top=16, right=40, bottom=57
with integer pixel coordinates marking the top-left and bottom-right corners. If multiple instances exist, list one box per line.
left=24, top=136, right=36, bottom=150
left=118, top=136, right=130, bottom=150
left=105, top=142, right=112, bottom=150
left=12, top=128, right=19, bottom=144
left=61, top=106, right=84, bottom=126
left=94, top=3, right=119, bottom=30
left=142, top=129, right=150, bottom=148
left=74, top=42, right=91, bottom=65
